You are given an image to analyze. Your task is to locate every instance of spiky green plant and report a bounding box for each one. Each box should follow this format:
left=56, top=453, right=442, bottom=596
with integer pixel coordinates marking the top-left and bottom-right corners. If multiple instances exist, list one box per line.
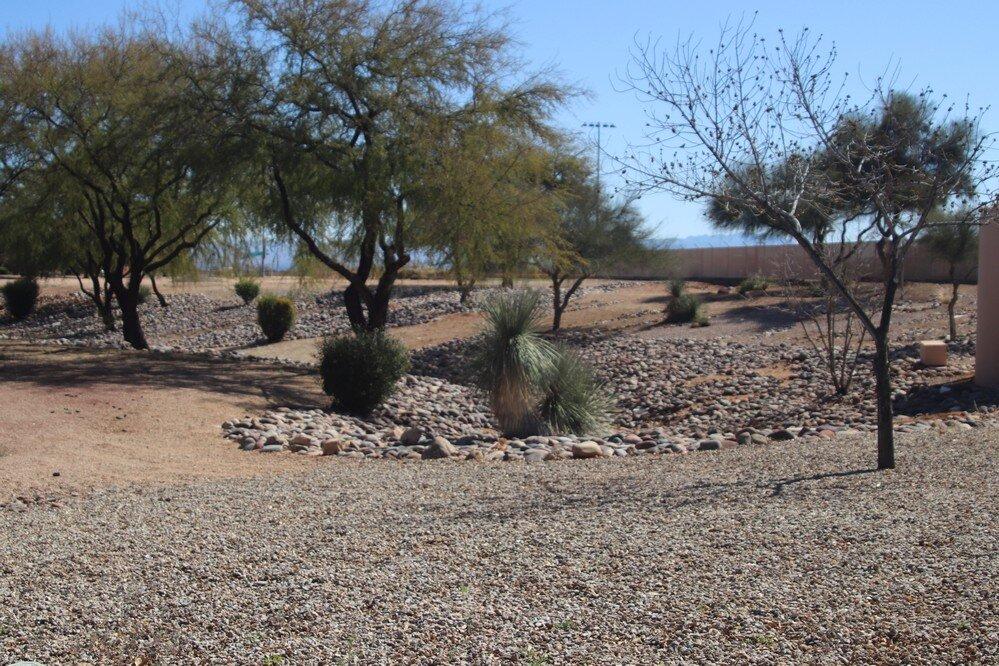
left=470, top=290, right=556, bottom=436
left=538, top=348, right=609, bottom=435
left=667, top=278, right=686, bottom=298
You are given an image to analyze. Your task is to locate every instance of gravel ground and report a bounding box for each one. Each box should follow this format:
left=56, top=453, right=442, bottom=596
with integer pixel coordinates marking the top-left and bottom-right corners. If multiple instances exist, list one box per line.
left=1, top=428, right=996, bottom=664
left=0, top=283, right=627, bottom=353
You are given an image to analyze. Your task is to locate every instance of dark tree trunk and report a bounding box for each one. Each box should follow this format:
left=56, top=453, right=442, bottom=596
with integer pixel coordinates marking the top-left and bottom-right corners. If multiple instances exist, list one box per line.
left=458, top=279, right=474, bottom=304
left=110, top=276, right=149, bottom=350
left=97, top=297, right=115, bottom=332
left=873, top=337, right=895, bottom=470
left=551, top=275, right=564, bottom=332
left=149, top=274, right=168, bottom=308
left=948, top=283, right=959, bottom=340
left=551, top=274, right=586, bottom=333
left=79, top=270, right=116, bottom=332
left=342, top=272, right=396, bottom=332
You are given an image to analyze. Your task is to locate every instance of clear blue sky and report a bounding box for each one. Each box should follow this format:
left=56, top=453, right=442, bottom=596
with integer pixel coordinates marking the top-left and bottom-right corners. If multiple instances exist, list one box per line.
left=2, top=1, right=996, bottom=241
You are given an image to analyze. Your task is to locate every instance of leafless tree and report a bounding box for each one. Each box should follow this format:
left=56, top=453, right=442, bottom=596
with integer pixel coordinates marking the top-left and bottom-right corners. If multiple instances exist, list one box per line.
left=621, top=18, right=996, bottom=469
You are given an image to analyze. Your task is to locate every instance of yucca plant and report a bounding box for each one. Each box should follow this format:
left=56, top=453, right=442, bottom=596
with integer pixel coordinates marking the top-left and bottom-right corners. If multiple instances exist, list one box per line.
left=667, top=278, right=686, bottom=298
left=538, top=347, right=609, bottom=435
left=470, top=290, right=556, bottom=436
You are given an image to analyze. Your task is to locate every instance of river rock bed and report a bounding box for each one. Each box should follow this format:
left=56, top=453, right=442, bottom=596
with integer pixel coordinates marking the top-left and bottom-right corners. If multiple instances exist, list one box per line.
left=223, top=333, right=997, bottom=462
left=0, top=282, right=626, bottom=352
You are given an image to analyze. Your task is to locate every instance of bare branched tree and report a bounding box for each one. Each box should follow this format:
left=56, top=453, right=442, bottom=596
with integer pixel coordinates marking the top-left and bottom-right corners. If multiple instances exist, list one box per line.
left=621, top=18, right=997, bottom=469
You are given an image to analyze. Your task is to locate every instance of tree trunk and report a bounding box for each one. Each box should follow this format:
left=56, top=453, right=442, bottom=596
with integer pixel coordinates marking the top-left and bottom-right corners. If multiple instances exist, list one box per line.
left=80, top=270, right=116, bottom=332
left=458, top=279, right=474, bottom=305
left=948, top=281, right=959, bottom=340
left=97, top=297, right=115, bottom=332
left=111, top=277, right=149, bottom=350
left=551, top=275, right=564, bottom=332
left=342, top=278, right=394, bottom=332
left=149, top=274, right=168, bottom=308
left=873, top=337, right=895, bottom=470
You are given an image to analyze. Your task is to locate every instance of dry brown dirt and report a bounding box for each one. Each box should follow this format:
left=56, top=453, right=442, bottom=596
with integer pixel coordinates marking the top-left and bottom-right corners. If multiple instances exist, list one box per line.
left=0, top=342, right=327, bottom=502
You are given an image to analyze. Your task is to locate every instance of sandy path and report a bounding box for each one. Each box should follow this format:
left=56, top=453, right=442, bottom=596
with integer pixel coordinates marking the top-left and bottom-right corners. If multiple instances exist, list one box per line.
left=0, top=342, right=326, bottom=501
left=239, top=282, right=669, bottom=363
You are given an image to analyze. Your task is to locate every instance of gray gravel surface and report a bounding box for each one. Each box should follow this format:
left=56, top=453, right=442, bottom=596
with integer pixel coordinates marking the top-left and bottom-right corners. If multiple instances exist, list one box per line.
left=1, top=428, right=996, bottom=664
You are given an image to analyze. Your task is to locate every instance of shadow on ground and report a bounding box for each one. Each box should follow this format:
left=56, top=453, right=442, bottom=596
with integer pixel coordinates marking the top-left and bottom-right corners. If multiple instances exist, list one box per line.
left=0, top=342, right=323, bottom=411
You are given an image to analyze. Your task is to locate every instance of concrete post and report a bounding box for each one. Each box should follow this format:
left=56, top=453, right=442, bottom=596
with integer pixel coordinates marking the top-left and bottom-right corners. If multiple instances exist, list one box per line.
left=976, top=223, right=999, bottom=388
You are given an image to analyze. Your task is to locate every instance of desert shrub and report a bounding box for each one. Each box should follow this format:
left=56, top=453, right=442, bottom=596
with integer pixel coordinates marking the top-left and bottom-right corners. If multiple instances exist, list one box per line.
left=235, top=277, right=261, bottom=304
left=137, top=285, right=152, bottom=305
left=470, top=289, right=556, bottom=436
left=1, top=277, right=39, bottom=320
left=666, top=292, right=701, bottom=323
left=256, top=295, right=296, bottom=343
left=692, top=310, right=711, bottom=327
left=738, top=274, right=770, bottom=295
left=667, top=278, right=686, bottom=298
left=319, top=331, right=410, bottom=415
left=538, top=348, right=609, bottom=435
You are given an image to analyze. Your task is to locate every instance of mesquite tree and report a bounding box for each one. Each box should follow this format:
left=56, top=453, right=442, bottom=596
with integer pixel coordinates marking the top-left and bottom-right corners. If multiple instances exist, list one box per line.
left=193, top=0, right=567, bottom=330
left=1, top=27, right=249, bottom=348
left=920, top=215, right=979, bottom=339
left=622, top=21, right=996, bottom=469
left=418, top=119, right=564, bottom=304
left=538, top=167, right=649, bottom=332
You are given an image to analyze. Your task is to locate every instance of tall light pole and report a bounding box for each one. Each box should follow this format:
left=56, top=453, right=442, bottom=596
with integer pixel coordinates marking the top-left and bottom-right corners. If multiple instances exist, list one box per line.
left=582, top=121, right=615, bottom=191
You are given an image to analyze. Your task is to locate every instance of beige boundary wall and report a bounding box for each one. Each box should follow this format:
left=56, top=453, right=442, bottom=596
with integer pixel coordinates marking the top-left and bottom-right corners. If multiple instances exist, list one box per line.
left=976, top=223, right=998, bottom=387
left=608, top=242, right=978, bottom=283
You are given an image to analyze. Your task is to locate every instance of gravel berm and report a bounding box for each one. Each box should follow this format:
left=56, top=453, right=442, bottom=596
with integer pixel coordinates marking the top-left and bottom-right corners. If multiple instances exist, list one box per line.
left=1, top=428, right=996, bottom=664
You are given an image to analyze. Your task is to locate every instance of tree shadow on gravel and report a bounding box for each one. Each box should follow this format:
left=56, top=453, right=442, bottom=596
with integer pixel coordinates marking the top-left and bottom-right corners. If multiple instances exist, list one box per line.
left=0, top=342, right=323, bottom=411
left=452, top=464, right=881, bottom=522
left=715, top=300, right=804, bottom=333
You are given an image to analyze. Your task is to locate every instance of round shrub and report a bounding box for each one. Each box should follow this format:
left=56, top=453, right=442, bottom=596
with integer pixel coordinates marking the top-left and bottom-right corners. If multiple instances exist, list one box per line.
left=738, top=275, right=770, bottom=295
left=256, top=295, right=296, bottom=343
left=2, top=277, right=39, bottom=320
left=666, top=293, right=701, bottom=323
left=235, top=277, right=261, bottom=304
left=319, top=331, right=410, bottom=415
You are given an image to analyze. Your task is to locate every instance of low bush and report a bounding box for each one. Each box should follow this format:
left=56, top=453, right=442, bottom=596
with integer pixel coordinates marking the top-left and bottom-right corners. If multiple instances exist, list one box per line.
left=667, top=278, right=686, bottom=298
left=1, top=277, right=39, bottom=320
left=137, top=285, right=152, bottom=305
left=257, top=295, right=296, bottom=343
left=692, top=310, right=711, bottom=327
left=235, top=277, right=261, bottom=304
left=738, top=275, right=770, bottom=295
left=666, top=292, right=701, bottom=323
left=319, top=331, right=410, bottom=415
left=537, top=348, right=609, bottom=435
